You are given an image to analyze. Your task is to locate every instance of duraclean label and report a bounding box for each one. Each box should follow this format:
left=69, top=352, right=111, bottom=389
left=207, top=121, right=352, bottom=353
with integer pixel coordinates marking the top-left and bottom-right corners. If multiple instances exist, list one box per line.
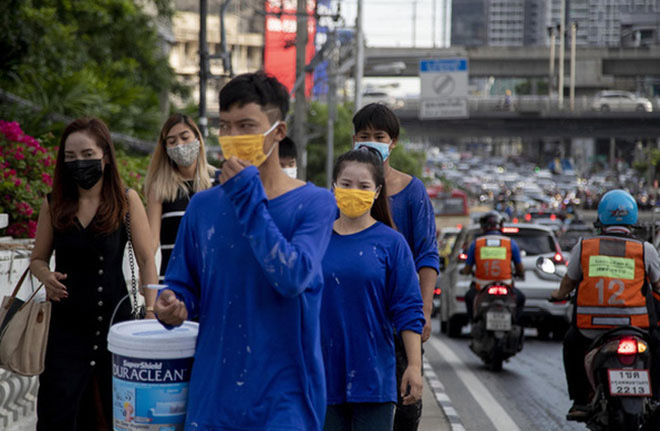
left=112, top=354, right=192, bottom=383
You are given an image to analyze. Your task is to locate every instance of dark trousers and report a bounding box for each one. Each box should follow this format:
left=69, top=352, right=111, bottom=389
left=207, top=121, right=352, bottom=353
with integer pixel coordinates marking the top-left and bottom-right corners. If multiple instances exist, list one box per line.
left=465, top=285, right=525, bottom=323
left=324, top=402, right=395, bottom=431
left=562, top=326, right=593, bottom=404
left=393, top=333, right=422, bottom=431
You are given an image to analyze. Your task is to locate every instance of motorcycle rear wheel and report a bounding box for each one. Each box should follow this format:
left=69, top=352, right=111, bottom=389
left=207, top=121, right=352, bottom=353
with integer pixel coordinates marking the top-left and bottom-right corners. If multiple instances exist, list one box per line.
left=606, top=404, right=642, bottom=431
left=490, top=357, right=503, bottom=372
left=489, top=347, right=503, bottom=372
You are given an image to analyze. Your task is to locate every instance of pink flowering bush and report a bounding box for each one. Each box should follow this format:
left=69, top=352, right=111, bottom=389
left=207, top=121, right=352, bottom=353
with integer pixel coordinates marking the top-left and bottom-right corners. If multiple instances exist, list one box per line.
left=0, top=121, right=56, bottom=238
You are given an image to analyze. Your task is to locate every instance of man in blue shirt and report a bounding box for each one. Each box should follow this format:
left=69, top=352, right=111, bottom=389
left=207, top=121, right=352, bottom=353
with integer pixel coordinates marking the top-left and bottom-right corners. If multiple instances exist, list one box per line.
left=352, top=103, right=439, bottom=431
left=154, top=72, right=337, bottom=431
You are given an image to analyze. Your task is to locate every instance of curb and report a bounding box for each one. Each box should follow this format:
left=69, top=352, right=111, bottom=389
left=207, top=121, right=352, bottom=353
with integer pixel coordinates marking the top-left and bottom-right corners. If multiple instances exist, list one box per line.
left=423, top=357, right=465, bottom=431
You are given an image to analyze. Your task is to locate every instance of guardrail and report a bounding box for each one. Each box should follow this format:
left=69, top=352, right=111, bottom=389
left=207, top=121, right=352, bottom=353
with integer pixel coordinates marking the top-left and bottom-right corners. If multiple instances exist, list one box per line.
left=0, top=371, right=38, bottom=429
left=396, top=95, right=657, bottom=115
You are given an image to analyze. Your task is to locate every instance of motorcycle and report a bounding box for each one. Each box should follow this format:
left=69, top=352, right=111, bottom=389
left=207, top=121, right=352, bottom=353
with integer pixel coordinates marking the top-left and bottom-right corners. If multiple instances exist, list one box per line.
left=469, top=281, right=523, bottom=371
left=536, top=256, right=660, bottom=431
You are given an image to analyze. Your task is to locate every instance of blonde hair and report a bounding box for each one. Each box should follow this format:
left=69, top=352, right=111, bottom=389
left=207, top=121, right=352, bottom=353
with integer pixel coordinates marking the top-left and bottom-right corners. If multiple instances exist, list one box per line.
left=145, top=114, right=214, bottom=202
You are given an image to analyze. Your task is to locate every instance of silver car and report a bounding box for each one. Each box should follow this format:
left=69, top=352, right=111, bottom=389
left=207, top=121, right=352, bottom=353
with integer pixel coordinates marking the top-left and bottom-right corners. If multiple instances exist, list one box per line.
left=438, top=223, right=572, bottom=339
left=591, top=90, right=653, bottom=112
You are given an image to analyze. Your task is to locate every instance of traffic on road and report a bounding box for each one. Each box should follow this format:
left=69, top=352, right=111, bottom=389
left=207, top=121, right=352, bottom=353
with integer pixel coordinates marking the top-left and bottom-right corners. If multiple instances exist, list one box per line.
left=425, top=149, right=660, bottom=430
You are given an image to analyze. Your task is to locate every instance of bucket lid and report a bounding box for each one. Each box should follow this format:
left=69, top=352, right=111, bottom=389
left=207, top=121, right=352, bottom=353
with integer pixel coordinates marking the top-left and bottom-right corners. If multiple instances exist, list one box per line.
left=108, top=320, right=199, bottom=359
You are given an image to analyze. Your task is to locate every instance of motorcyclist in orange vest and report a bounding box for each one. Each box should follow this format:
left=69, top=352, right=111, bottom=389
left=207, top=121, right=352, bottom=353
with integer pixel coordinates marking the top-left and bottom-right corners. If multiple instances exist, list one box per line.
left=551, top=190, right=660, bottom=421
left=461, top=211, right=526, bottom=323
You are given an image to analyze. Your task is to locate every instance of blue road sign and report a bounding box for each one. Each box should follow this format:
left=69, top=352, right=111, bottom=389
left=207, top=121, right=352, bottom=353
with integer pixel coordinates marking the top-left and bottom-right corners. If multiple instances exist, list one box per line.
left=420, top=59, right=468, bottom=73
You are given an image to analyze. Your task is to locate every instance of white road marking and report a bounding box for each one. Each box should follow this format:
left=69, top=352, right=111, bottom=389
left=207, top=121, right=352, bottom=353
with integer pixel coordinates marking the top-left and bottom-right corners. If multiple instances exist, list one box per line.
left=429, top=336, right=521, bottom=431
left=423, top=356, right=465, bottom=431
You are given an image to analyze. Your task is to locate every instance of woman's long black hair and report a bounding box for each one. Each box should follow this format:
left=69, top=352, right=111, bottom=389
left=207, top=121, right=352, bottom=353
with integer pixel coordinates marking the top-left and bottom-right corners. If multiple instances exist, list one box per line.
left=333, top=146, right=395, bottom=229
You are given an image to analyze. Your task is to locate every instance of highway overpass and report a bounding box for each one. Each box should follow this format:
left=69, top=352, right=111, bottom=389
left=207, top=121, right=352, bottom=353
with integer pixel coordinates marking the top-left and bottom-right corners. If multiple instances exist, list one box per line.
left=366, top=45, right=660, bottom=88
left=398, top=111, right=660, bottom=139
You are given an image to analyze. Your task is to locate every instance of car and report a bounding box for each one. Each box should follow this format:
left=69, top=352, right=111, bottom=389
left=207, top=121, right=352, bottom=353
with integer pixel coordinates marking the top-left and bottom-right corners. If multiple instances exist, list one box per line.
left=591, top=90, right=653, bottom=112
left=437, top=227, right=461, bottom=271
left=557, top=223, right=596, bottom=253
left=359, top=91, right=403, bottom=109
left=523, top=209, right=566, bottom=223
left=532, top=217, right=564, bottom=234
left=433, top=227, right=461, bottom=317
left=438, top=223, right=571, bottom=340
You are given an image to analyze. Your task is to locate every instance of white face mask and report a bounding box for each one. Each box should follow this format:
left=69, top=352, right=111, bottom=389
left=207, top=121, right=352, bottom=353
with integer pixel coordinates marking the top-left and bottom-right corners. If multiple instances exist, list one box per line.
left=282, top=166, right=297, bottom=179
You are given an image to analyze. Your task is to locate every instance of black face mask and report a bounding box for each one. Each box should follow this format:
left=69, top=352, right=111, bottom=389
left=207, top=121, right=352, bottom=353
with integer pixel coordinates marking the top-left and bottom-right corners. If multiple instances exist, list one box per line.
left=65, top=159, right=103, bottom=190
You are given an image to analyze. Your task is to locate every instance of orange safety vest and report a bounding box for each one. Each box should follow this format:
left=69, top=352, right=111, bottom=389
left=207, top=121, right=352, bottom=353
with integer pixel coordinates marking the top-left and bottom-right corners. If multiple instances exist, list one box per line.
left=576, top=236, right=649, bottom=329
left=474, top=235, right=513, bottom=289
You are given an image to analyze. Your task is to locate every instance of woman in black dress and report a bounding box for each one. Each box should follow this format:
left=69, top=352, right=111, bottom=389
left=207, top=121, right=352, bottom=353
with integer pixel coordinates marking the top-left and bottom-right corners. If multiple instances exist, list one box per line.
left=29, top=117, right=158, bottom=430
left=145, top=114, right=216, bottom=281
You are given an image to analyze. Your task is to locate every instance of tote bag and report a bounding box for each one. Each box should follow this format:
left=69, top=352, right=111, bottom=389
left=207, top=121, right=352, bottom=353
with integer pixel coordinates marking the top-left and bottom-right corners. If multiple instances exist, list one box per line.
left=0, top=267, right=51, bottom=376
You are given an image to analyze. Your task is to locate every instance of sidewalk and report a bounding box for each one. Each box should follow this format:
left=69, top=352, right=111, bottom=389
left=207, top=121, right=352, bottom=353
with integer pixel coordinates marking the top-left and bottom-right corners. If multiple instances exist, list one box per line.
left=420, top=375, right=453, bottom=431
left=8, top=379, right=453, bottom=431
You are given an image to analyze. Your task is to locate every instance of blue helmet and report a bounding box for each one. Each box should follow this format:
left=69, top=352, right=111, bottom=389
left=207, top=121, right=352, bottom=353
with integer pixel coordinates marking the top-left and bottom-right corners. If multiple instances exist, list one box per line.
left=597, top=190, right=638, bottom=226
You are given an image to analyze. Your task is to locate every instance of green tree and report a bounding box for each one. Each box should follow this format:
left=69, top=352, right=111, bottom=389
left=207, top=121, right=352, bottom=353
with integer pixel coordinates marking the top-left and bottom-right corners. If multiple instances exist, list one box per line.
left=633, top=147, right=660, bottom=184
left=0, top=0, right=184, bottom=140
left=305, top=102, right=424, bottom=187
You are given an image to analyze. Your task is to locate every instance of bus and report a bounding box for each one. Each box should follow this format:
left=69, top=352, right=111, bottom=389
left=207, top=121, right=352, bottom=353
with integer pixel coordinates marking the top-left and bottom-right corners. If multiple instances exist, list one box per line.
left=426, top=185, right=470, bottom=230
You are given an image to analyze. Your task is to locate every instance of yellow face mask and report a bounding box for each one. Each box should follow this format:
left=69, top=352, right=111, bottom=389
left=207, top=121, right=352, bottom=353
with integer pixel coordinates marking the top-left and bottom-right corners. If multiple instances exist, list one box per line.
left=218, top=121, right=280, bottom=167
left=334, top=187, right=377, bottom=218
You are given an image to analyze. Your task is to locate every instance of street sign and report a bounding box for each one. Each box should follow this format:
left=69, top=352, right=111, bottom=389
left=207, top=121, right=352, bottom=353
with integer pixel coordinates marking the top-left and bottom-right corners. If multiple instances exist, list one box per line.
left=419, top=58, right=468, bottom=119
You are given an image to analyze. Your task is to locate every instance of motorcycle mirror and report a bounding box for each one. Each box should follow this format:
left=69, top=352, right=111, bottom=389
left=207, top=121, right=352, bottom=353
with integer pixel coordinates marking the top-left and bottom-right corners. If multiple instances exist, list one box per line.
left=536, top=256, right=556, bottom=274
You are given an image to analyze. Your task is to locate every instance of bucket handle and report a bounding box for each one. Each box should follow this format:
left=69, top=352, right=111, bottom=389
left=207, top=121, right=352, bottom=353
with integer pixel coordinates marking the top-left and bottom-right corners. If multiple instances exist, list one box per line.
left=109, top=294, right=132, bottom=331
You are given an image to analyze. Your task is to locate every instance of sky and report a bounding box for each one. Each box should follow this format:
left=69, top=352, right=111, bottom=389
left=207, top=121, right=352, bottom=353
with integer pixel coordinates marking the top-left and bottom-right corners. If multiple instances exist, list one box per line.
left=337, top=0, right=452, bottom=48
left=333, top=0, right=452, bottom=97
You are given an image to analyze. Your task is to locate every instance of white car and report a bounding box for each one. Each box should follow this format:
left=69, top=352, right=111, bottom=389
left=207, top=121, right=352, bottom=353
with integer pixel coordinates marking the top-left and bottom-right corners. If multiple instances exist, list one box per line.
left=359, top=91, right=403, bottom=109
left=438, top=223, right=572, bottom=339
left=591, top=90, right=653, bottom=112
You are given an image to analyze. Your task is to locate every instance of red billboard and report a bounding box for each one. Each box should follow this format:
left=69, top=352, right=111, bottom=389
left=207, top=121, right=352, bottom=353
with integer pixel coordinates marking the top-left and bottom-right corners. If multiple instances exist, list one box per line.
left=264, top=0, right=316, bottom=95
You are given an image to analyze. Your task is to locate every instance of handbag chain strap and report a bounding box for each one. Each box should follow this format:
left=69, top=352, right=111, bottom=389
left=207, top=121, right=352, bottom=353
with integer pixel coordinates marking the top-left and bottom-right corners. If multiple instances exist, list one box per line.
left=125, top=209, right=140, bottom=319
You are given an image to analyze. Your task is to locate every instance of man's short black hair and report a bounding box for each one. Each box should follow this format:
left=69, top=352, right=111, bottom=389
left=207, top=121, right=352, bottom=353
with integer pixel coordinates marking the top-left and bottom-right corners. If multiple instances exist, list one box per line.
left=352, top=103, right=400, bottom=139
left=219, top=71, right=289, bottom=121
left=279, top=136, right=297, bottom=160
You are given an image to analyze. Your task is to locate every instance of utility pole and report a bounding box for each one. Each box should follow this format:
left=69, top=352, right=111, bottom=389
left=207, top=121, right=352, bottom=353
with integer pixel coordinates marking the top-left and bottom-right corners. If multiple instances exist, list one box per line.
left=294, top=0, right=309, bottom=179
left=326, top=30, right=337, bottom=189
left=412, top=0, right=417, bottom=47
left=354, top=0, right=364, bottom=112
left=199, top=0, right=209, bottom=137
left=558, top=0, right=566, bottom=109
left=432, top=0, right=437, bottom=48
left=548, top=26, right=556, bottom=97
left=569, top=21, right=577, bottom=112
left=444, top=0, right=450, bottom=47
left=219, top=0, right=233, bottom=77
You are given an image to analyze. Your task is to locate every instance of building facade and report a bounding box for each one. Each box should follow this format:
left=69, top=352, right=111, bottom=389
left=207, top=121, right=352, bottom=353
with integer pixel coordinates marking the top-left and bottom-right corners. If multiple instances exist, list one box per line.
left=544, top=0, right=660, bottom=46
left=450, top=0, right=488, bottom=46
left=170, top=0, right=265, bottom=113
left=452, top=0, right=660, bottom=47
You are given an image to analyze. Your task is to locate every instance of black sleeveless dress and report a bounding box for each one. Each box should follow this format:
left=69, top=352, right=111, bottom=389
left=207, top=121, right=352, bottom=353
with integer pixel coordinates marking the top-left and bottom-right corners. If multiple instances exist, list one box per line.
left=159, top=180, right=195, bottom=281
left=37, top=214, right=133, bottom=430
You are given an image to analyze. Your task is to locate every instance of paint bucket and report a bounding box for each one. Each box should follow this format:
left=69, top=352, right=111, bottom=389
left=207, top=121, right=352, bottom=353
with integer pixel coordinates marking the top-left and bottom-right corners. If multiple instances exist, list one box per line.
left=108, top=320, right=198, bottom=431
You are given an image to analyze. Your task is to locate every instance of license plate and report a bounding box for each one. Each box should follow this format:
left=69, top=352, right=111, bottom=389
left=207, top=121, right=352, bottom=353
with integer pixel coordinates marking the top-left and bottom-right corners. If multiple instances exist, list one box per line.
left=486, top=311, right=511, bottom=331
left=608, top=369, right=652, bottom=397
